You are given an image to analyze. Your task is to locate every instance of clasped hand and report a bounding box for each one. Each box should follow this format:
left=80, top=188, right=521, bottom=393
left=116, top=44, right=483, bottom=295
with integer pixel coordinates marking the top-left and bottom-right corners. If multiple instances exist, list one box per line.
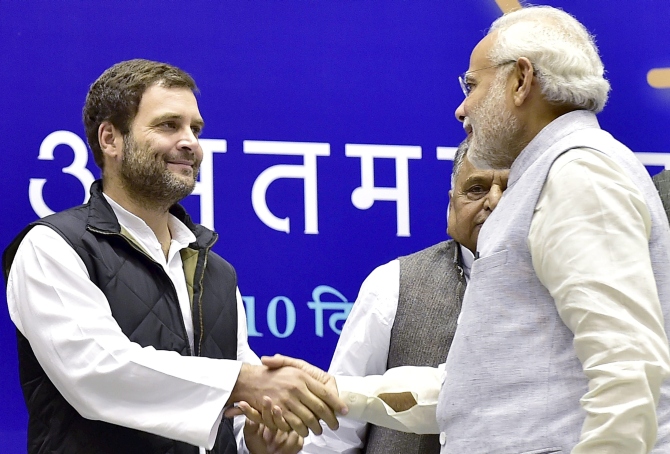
left=227, top=354, right=348, bottom=450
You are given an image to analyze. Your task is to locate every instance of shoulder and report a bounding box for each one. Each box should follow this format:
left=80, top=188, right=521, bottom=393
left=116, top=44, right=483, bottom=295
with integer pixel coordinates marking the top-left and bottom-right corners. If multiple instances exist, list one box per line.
left=399, top=240, right=457, bottom=269
left=399, top=239, right=456, bottom=260
left=202, top=249, right=237, bottom=281
left=547, top=148, right=640, bottom=197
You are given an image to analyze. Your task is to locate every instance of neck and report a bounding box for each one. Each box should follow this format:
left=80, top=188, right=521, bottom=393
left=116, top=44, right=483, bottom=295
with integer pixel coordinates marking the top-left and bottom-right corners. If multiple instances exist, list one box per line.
left=519, top=101, right=578, bottom=150
left=102, top=178, right=173, bottom=248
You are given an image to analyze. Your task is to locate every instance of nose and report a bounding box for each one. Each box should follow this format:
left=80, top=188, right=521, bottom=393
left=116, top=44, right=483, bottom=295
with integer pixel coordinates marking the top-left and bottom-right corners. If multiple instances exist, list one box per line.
left=178, top=127, right=199, bottom=152
left=455, top=99, right=466, bottom=123
left=485, top=184, right=503, bottom=212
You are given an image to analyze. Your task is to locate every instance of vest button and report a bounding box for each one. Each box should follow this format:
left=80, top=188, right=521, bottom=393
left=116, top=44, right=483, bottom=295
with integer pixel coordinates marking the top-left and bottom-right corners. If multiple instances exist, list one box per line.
left=439, top=432, right=446, bottom=445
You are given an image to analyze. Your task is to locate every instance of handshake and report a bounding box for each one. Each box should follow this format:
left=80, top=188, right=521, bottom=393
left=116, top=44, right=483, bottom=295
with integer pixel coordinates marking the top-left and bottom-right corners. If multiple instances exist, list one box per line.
left=224, top=354, right=343, bottom=453
left=226, top=354, right=422, bottom=453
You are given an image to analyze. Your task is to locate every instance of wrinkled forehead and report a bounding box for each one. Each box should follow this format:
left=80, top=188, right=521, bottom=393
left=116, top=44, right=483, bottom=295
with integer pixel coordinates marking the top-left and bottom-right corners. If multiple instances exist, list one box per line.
left=457, top=155, right=509, bottom=188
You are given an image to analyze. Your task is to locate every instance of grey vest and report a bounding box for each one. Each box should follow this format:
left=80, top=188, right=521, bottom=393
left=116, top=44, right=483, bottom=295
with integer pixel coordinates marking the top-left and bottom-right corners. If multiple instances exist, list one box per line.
left=365, top=240, right=466, bottom=454
left=653, top=170, right=670, bottom=222
left=436, top=110, right=670, bottom=453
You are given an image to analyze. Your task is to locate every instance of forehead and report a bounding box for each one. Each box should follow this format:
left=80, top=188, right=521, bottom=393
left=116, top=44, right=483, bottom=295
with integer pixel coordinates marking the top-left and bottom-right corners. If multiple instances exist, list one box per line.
left=456, top=155, right=508, bottom=186
left=468, top=33, right=496, bottom=71
left=135, top=84, right=202, bottom=121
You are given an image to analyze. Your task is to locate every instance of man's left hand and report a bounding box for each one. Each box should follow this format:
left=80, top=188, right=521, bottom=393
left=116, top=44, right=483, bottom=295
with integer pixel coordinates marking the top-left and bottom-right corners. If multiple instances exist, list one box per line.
left=243, top=418, right=303, bottom=454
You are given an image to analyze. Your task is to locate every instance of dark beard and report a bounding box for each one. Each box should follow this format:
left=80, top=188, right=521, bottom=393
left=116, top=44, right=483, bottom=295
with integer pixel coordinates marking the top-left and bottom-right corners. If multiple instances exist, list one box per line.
left=119, top=134, right=199, bottom=212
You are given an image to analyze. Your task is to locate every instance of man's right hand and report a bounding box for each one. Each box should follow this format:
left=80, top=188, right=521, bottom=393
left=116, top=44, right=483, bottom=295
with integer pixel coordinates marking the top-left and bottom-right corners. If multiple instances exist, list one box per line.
left=229, top=358, right=348, bottom=437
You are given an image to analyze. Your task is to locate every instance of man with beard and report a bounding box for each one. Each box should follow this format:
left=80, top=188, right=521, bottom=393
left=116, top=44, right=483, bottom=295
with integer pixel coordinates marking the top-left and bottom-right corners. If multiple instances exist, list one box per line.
left=3, top=59, right=346, bottom=454
left=301, top=140, right=508, bottom=453
left=435, top=5, right=670, bottom=454
left=191, top=8, right=670, bottom=453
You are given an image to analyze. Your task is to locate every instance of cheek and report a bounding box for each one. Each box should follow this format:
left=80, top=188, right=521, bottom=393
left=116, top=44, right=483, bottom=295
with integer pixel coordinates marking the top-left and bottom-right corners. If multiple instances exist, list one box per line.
left=454, top=206, right=477, bottom=229
left=464, top=203, right=484, bottom=226
left=195, top=145, right=204, bottom=162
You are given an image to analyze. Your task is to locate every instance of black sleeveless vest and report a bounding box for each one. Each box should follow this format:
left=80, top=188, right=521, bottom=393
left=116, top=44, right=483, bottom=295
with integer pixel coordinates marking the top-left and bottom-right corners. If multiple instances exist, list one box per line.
left=3, top=181, right=239, bottom=454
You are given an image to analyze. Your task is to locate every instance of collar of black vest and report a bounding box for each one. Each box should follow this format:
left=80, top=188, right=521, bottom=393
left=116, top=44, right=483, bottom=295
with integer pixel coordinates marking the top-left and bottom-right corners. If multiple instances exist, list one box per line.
left=87, top=180, right=217, bottom=250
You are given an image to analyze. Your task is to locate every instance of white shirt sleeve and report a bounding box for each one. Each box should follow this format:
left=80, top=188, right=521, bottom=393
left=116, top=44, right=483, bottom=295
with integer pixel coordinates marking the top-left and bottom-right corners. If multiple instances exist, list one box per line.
left=6, top=225, right=248, bottom=450
left=335, top=364, right=444, bottom=435
left=529, top=149, right=670, bottom=453
left=302, top=260, right=400, bottom=454
left=234, top=287, right=261, bottom=454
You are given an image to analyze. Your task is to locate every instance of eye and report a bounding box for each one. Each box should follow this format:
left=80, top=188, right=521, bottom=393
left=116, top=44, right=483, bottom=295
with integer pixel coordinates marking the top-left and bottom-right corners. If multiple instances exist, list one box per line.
left=466, top=185, right=488, bottom=200
left=464, top=81, right=474, bottom=95
left=158, top=121, right=178, bottom=130
left=191, top=125, right=202, bottom=137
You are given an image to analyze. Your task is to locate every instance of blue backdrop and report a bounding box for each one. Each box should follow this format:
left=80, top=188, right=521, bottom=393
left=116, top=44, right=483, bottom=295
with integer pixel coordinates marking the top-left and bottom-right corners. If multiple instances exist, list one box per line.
left=1, top=1, right=669, bottom=450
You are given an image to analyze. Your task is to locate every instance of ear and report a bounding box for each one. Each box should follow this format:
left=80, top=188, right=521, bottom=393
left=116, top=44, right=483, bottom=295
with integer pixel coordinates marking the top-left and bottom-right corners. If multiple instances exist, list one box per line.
left=446, top=192, right=455, bottom=234
left=98, top=121, right=123, bottom=160
left=511, top=57, right=535, bottom=107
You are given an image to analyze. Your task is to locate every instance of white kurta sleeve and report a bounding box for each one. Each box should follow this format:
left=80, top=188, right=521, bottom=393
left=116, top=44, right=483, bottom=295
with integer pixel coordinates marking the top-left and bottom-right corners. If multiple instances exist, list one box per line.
left=234, top=287, right=261, bottom=454
left=302, top=260, right=400, bottom=453
left=6, top=225, right=245, bottom=450
left=335, top=364, right=444, bottom=434
left=529, top=149, right=670, bottom=453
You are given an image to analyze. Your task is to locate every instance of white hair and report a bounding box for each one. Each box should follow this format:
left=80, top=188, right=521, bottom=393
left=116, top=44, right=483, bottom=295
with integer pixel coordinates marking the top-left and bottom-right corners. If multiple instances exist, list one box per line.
left=488, top=5, right=610, bottom=113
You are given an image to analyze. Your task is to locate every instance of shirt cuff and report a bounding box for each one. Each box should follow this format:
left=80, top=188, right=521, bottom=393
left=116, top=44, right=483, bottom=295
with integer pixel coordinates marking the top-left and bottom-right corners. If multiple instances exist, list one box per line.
left=335, top=365, right=444, bottom=434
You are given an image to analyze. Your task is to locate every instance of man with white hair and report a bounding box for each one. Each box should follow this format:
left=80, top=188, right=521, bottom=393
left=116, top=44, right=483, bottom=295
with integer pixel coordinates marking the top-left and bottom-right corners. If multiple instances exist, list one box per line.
left=437, top=5, right=670, bottom=453
left=236, top=6, right=670, bottom=453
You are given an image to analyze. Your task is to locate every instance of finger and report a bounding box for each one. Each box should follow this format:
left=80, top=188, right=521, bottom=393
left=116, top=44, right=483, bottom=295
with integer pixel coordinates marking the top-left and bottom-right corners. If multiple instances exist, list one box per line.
left=263, top=396, right=291, bottom=433
left=276, top=430, right=304, bottom=454
left=243, top=418, right=265, bottom=448
left=235, top=401, right=263, bottom=424
left=282, top=395, right=324, bottom=436
left=302, top=376, right=346, bottom=430
left=244, top=417, right=261, bottom=434
left=261, top=424, right=275, bottom=444
left=280, top=408, right=310, bottom=438
left=271, top=403, right=297, bottom=437
left=271, top=399, right=310, bottom=438
left=261, top=354, right=297, bottom=369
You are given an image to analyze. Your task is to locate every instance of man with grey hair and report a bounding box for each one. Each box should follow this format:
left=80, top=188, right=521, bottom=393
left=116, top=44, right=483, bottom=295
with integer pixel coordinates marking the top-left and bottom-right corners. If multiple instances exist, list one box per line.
left=301, top=140, right=508, bottom=453
left=439, top=4, right=670, bottom=453
left=230, top=6, right=670, bottom=452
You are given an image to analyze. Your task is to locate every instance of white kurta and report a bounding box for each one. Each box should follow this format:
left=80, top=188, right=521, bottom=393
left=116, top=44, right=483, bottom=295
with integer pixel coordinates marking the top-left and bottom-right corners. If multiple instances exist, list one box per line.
left=306, top=148, right=669, bottom=454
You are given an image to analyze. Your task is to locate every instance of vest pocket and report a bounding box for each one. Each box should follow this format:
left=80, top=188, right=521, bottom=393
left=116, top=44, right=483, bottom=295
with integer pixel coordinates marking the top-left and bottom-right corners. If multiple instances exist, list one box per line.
left=472, top=249, right=508, bottom=273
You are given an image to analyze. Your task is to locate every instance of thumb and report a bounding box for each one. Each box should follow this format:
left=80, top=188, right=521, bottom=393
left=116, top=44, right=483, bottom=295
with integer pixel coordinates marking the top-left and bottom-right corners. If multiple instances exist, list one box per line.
left=261, top=354, right=299, bottom=369
left=223, top=406, right=243, bottom=418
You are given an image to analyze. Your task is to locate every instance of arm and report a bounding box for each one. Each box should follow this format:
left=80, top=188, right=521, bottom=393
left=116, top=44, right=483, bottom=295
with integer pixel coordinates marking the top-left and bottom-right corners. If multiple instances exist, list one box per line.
left=7, top=226, right=346, bottom=449
left=233, top=287, right=262, bottom=454
left=6, top=226, right=239, bottom=449
left=334, top=365, right=442, bottom=434
left=259, top=356, right=443, bottom=436
left=302, top=260, right=401, bottom=453
left=529, top=149, right=670, bottom=453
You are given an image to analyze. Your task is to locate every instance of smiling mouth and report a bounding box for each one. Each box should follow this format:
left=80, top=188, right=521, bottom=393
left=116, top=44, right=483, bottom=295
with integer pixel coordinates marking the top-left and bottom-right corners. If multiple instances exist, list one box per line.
left=166, top=161, right=196, bottom=176
left=167, top=159, right=194, bottom=166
